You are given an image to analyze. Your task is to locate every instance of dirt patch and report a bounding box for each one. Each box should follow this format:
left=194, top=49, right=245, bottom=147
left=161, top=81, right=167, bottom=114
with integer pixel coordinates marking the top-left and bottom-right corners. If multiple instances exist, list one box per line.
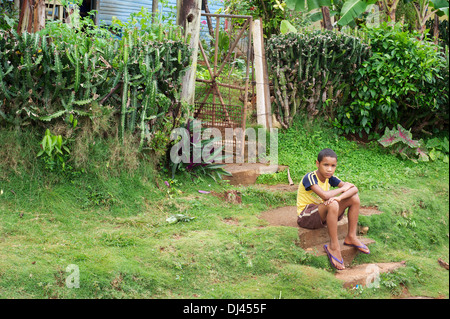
left=255, top=184, right=298, bottom=192
left=258, top=205, right=382, bottom=228
left=359, top=206, right=383, bottom=216
left=222, top=164, right=285, bottom=185
left=258, top=206, right=298, bottom=227
left=222, top=217, right=239, bottom=226
left=211, top=190, right=242, bottom=204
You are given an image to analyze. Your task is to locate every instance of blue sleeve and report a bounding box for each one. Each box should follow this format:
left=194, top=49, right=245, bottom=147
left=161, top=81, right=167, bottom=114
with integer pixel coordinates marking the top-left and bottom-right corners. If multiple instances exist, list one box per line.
left=329, top=176, right=341, bottom=188
left=302, top=173, right=318, bottom=191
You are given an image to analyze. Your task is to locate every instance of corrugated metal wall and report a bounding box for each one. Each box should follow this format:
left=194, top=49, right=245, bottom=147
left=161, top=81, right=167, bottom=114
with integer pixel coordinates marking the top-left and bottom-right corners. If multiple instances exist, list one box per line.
left=97, top=0, right=224, bottom=26
left=97, top=0, right=153, bottom=25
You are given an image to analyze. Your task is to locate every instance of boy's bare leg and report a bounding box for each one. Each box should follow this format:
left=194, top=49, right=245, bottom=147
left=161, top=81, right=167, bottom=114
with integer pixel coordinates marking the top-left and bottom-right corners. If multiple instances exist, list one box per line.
left=339, top=194, right=370, bottom=253
left=318, top=202, right=345, bottom=270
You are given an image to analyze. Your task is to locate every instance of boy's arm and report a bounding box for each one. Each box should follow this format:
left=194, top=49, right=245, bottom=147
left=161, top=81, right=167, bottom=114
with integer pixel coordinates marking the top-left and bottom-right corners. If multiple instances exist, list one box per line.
left=324, top=185, right=358, bottom=205
left=310, top=182, right=354, bottom=201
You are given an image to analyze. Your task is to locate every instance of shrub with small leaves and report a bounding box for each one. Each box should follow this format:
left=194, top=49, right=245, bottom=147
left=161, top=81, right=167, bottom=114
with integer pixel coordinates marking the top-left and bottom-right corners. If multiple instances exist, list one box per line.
left=336, top=23, right=448, bottom=137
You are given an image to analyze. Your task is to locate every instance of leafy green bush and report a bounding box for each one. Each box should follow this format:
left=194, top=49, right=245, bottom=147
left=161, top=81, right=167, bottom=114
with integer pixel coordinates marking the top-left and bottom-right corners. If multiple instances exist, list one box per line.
left=224, top=0, right=287, bottom=37
left=425, top=136, right=449, bottom=163
left=266, top=29, right=371, bottom=129
left=335, top=23, right=449, bottom=137
left=0, top=0, right=18, bottom=31
left=37, top=128, right=72, bottom=172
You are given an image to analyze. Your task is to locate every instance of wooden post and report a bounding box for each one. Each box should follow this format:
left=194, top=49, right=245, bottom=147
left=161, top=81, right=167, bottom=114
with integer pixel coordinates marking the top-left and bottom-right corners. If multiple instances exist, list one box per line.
left=152, top=0, right=159, bottom=24
left=177, top=0, right=202, bottom=107
left=252, top=19, right=267, bottom=129
left=259, top=19, right=272, bottom=129
left=14, top=0, right=20, bottom=12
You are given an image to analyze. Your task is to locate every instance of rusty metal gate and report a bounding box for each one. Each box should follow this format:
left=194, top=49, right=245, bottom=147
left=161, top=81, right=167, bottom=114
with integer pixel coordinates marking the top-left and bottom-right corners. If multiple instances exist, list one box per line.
left=194, top=13, right=253, bottom=155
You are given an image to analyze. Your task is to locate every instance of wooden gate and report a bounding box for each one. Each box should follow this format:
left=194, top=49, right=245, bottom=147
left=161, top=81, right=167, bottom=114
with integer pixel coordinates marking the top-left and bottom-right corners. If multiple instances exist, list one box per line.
left=193, top=13, right=253, bottom=155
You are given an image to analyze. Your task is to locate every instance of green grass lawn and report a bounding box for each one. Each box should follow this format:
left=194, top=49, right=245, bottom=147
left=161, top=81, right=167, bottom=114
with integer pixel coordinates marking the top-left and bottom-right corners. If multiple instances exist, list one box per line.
left=0, top=120, right=448, bottom=299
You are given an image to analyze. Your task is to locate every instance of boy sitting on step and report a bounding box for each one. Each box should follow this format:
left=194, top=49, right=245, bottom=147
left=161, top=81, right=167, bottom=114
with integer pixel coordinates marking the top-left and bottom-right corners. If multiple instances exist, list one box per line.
left=297, top=148, right=370, bottom=270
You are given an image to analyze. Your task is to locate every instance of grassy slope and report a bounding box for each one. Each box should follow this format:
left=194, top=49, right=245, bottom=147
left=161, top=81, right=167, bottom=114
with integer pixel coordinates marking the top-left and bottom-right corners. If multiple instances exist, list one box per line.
left=0, top=122, right=448, bottom=299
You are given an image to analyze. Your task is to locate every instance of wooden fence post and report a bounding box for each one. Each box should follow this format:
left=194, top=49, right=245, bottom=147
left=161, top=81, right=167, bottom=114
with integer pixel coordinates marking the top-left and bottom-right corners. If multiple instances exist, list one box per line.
left=252, top=19, right=267, bottom=129
left=259, top=19, right=272, bottom=129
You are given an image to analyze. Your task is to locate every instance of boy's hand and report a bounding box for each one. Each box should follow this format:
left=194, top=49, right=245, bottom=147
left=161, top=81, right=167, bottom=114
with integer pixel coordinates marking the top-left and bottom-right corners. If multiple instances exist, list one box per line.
left=325, top=197, right=340, bottom=205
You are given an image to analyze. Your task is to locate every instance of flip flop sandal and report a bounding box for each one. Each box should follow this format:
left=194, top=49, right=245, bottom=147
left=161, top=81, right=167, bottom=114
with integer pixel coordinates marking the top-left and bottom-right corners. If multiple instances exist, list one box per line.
left=343, top=241, right=370, bottom=254
left=323, top=244, right=345, bottom=270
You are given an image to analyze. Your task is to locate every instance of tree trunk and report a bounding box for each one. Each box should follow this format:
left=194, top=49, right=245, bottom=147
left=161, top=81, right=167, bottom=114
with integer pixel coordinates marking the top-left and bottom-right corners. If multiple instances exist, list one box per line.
left=388, top=0, right=397, bottom=23
left=433, top=13, right=440, bottom=45
left=202, top=0, right=215, bottom=38
left=17, top=0, right=45, bottom=33
left=382, top=0, right=400, bottom=24
left=177, top=0, right=202, bottom=106
left=321, top=6, right=333, bottom=30
left=152, top=0, right=159, bottom=24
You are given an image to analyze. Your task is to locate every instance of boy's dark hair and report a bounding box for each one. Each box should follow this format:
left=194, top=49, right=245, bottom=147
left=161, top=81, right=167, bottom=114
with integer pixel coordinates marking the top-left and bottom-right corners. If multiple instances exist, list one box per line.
left=317, top=148, right=337, bottom=162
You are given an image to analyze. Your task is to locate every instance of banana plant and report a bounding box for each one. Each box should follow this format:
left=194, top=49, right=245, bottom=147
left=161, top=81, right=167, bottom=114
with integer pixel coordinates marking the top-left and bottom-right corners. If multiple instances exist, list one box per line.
left=286, top=0, right=335, bottom=29
left=337, top=0, right=378, bottom=26
left=286, top=0, right=333, bottom=11
left=410, top=0, right=449, bottom=38
left=286, top=0, right=379, bottom=27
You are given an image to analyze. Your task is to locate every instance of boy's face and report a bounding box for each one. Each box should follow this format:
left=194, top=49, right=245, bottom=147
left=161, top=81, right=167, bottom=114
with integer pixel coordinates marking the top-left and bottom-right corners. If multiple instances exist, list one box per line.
left=316, top=156, right=337, bottom=180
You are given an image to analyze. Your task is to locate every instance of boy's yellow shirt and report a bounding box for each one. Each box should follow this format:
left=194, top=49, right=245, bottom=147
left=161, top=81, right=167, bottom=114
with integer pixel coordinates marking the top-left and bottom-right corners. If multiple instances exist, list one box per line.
left=297, top=171, right=341, bottom=215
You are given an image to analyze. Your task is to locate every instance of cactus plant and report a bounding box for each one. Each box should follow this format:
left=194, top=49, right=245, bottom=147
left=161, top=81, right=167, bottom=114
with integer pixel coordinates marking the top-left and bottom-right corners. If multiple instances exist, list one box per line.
left=266, top=29, right=371, bottom=129
left=0, top=20, right=190, bottom=152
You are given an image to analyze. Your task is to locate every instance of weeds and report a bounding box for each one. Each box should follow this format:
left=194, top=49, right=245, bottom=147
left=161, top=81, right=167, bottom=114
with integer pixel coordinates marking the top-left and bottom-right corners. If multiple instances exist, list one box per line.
left=0, top=119, right=448, bottom=298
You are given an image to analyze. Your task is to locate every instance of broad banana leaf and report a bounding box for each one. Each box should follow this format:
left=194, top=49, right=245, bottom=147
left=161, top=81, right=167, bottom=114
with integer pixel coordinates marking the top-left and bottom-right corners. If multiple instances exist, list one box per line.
left=286, top=0, right=332, bottom=11
left=280, top=20, right=298, bottom=34
left=337, top=0, right=378, bottom=26
left=430, top=0, right=449, bottom=16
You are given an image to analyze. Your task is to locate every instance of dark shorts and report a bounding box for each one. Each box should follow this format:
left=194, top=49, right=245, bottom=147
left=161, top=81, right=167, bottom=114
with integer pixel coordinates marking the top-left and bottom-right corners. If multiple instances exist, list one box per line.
left=297, top=204, right=345, bottom=229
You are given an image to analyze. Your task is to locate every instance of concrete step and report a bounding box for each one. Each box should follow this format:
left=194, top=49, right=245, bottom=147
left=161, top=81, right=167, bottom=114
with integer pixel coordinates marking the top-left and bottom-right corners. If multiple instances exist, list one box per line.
left=298, top=216, right=349, bottom=249
left=258, top=206, right=376, bottom=266
left=335, top=262, right=406, bottom=288
left=304, top=237, right=376, bottom=267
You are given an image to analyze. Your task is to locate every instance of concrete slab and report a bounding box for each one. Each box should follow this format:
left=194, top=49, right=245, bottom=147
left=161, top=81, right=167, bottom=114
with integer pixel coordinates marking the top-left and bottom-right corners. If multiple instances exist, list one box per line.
left=298, top=217, right=349, bottom=249
left=335, top=261, right=406, bottom=288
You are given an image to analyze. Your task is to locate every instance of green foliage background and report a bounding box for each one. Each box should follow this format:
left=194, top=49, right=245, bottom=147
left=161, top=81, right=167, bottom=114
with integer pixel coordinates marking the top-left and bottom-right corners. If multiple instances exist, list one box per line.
left=337, top=23, right=449, bottom=136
